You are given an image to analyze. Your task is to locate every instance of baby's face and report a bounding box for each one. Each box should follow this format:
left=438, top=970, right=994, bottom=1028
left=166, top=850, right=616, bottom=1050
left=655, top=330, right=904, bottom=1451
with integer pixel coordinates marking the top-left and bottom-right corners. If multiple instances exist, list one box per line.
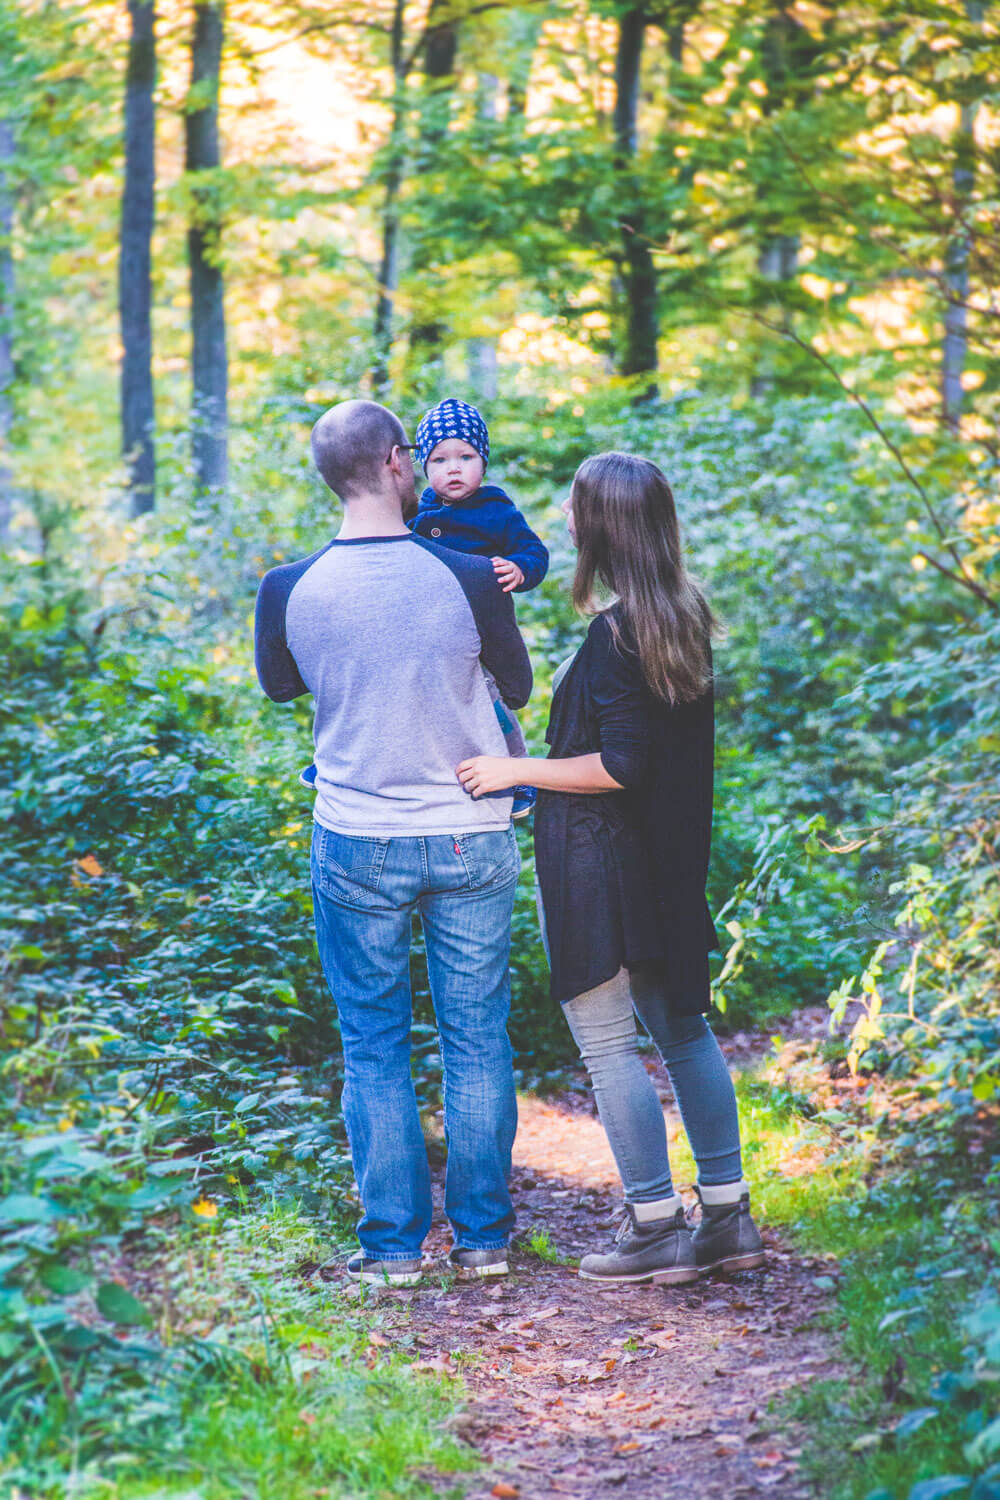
left=426, top=439, right=485, bottom=502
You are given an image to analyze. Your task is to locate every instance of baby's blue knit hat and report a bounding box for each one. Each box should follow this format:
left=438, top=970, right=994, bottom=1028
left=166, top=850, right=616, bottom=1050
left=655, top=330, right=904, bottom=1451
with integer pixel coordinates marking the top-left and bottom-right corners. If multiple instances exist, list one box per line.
left=415, top=398, right=490, bottom=471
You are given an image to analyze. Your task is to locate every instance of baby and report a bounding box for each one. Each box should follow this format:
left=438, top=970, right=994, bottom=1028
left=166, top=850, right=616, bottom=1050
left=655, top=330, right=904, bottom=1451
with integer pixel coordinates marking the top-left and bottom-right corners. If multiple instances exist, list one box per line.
left=409, top=397, right=548, bottom=818
left=299, top=397, right=548, bottom=817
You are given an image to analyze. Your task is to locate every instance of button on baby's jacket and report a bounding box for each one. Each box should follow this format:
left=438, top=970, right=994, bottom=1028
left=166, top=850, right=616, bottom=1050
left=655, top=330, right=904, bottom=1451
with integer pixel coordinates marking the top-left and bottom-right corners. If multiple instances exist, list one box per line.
left=408, top=483, right=549, bottom=593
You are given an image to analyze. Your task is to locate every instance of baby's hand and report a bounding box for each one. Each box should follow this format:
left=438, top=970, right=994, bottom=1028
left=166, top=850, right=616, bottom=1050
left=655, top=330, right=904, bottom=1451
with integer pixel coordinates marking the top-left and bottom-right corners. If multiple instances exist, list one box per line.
left=492, top=556, right=525, bottom=593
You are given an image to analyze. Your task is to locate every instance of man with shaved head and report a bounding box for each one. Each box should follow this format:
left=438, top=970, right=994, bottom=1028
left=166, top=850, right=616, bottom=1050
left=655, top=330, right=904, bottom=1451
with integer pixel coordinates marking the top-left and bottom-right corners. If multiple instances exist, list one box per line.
left=310, top=398, right=408, bottom=507
left=255, top=398, right=532, bottom=1286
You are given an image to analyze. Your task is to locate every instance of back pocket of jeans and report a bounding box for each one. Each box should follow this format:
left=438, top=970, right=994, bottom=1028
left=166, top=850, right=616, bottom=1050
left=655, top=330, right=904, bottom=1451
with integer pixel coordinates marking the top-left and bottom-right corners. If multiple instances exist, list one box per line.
left=313, top=828, right=388, bottom=906
left=455, top=827, right=520, bottom=890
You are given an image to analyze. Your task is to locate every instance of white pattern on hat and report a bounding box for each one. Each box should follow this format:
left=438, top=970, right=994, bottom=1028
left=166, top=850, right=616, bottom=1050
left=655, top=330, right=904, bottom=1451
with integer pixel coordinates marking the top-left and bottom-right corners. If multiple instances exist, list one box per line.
left=415, top=398, right=490, bottom=470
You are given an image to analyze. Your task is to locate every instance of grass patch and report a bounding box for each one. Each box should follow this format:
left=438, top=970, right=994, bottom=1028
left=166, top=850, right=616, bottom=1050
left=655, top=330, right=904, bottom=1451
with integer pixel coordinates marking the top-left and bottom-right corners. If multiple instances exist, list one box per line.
left=786, top=1183, right=1000, bottom=1500
left=1, top=1205, right=476, bottom=1500
left=110, top=1365, right=472, bottom=1500
left=517, top=1226, right=570, bottom=1265
left=659, top=1066, right=867, bottom=1233
left=739, top=1071, right=1000, bottom=1500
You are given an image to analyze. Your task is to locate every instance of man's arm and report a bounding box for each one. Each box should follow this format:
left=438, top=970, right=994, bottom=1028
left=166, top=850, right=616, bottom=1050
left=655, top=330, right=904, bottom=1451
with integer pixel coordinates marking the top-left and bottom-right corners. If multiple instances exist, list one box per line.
left=409, top=538, right=533, bottom=708
left=502, top=508, right=549, bottom=592
left=479, top=582, right=536, bottom=705
left=476, top=579, right=533, bottom=708
left=254, top=567, right=309, bottom=703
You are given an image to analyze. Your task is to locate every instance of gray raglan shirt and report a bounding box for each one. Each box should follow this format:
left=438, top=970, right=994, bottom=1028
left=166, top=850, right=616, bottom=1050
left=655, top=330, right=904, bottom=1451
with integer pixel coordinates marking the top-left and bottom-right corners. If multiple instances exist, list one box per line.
left=254, top=532, right=533, bottom=837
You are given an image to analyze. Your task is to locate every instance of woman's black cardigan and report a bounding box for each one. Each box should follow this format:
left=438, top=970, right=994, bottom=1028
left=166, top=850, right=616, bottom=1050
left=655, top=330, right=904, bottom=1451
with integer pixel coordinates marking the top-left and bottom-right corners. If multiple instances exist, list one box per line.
left=533, top=609, right=719, bottom=1015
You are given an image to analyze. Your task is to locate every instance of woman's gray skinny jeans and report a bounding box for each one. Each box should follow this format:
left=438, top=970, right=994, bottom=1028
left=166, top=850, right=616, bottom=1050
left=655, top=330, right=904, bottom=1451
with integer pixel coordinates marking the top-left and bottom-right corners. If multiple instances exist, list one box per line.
left=562, top=966, right=742, bottom=1202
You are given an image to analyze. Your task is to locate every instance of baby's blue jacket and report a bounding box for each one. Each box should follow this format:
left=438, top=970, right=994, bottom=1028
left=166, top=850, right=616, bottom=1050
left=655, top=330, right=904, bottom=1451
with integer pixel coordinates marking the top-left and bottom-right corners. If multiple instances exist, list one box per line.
left=407, top=483, right=549, bottom=593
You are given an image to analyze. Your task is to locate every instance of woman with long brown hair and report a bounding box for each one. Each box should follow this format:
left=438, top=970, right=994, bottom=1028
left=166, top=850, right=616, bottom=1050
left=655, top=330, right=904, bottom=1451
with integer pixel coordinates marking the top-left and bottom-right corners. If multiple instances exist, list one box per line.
left=457, top=452, right=764, bottom=1284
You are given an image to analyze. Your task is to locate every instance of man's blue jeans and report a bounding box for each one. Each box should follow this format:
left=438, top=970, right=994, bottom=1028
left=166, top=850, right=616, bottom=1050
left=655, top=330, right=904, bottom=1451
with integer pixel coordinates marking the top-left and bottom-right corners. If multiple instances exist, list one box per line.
left=311, top=823, right=520, bottom=1261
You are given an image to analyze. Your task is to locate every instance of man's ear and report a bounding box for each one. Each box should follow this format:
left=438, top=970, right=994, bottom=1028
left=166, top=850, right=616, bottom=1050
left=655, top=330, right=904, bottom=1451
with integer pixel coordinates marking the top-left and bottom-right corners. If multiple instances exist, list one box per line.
left=388, top=446, right=412, bottom=480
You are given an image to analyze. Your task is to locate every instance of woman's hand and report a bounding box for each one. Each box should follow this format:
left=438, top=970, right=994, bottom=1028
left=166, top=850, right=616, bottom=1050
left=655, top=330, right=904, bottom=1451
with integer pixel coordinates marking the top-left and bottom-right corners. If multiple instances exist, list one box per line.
left=458, top=752, right=621, bottom=798
left=456, top=755, right=520, bottom=798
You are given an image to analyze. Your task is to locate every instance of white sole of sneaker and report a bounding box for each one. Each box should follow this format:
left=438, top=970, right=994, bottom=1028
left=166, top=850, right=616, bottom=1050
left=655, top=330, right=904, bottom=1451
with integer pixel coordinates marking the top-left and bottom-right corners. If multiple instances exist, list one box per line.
left=450, top=1259, right=509, bottom=1278
left=347, top=1269, right=424, bottom=1287
left=578, top=1265, right=699, bottom=1285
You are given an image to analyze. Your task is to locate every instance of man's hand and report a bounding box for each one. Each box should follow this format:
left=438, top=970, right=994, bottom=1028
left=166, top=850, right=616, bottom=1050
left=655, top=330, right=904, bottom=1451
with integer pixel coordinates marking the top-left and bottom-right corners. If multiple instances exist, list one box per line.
left=457, top=755, right=519, bottom=798
left=492, top=556, right=525, bottom=593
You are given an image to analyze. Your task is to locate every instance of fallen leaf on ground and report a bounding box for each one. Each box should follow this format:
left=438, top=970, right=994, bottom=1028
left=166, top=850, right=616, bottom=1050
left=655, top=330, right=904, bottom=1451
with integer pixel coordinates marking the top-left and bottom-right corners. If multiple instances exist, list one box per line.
left=491, top=1484, right=520, bottom=1498
left=646, top=1330, right=676, bottom=1349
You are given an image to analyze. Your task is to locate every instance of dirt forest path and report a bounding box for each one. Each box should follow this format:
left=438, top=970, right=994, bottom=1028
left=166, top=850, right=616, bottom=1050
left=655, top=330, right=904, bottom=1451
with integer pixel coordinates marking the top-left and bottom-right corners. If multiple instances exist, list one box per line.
left=324, top=1018, right=843, bottom=1500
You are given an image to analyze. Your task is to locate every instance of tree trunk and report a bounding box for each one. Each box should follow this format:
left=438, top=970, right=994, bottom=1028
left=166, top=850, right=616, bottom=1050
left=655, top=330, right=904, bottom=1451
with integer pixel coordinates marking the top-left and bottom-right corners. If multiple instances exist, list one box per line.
left=372, top=0, right=407, bottom=394
left=749, top=234, right=798, bottom=396
left=941, top=0, right=982, bottom=432
left=407, top=0, right=459, bottom=362
left=613, top=8, right=658, bottom=393
left=462, top=72, right=502, bottom=398
left=507, top=10, right=543, bottom=119
left=120, top=0, right=156, bottom=516
left=0, top=117, right=15, bottom=540
left=466, top=335, right=498, bottom=401
left=185, top=1, right=227, bottom=491
left=750, top=6, right=804, bottom=395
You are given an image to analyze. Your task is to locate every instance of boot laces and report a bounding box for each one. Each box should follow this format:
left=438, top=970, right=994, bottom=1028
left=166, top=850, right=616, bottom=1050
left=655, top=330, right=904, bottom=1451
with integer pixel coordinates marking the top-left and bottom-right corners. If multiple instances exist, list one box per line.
left=612, top=1214, right=633, bottom=1246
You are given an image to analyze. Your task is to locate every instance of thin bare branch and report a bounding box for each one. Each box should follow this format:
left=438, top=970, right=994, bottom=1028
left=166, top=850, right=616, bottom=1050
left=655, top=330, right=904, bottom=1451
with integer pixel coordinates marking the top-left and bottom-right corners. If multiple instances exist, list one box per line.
left=747, top=311, right=998, bottom=612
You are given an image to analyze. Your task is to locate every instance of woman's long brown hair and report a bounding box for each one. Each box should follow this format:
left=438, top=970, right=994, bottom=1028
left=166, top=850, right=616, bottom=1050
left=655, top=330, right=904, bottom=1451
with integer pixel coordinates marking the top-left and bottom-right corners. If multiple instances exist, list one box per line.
left=571, top=452, right=716, bottom=704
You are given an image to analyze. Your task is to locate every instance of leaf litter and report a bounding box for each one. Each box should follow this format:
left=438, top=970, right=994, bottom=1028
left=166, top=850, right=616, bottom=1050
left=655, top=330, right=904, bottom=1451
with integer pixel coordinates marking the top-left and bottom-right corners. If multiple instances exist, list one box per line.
left=318, top=1018, right=843, bottom=1499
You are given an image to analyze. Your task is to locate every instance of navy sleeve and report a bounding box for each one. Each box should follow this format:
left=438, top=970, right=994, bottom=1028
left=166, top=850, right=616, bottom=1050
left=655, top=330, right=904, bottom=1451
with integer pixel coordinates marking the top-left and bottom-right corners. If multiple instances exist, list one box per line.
left=589, top=615, right=652, bottom=788
left=412, top=538, right=533, bottom=709
left=253, top=554, right=321, bottom=703
left=501, top=507, right=549, bottom=592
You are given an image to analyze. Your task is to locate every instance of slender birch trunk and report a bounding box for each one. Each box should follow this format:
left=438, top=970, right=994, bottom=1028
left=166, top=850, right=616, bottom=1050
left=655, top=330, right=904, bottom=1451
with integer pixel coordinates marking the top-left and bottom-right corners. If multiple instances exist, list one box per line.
left=120, top=0, right=156, bottom=515
left=185, top=0, right=227, bottom=491
left=408, top=0, right=459, bottom=363
left=372, top=0, right=407, bottom=394
left=941, top=0, right=983, bottom=431
left=0, top=116, right=15, bottom=540
left=613, top=7, right=658, bottom=393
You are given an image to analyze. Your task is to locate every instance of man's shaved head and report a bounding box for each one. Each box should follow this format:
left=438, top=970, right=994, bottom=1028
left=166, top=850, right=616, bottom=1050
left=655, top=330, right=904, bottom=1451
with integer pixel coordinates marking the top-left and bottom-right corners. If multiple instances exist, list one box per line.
left=310, top=399, right=407, bottom=501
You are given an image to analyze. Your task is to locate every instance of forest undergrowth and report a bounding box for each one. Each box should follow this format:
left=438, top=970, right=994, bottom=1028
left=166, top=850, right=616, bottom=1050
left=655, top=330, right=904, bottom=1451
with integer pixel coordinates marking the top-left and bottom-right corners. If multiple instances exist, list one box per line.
left=2, top=394, right=999, bottom=1498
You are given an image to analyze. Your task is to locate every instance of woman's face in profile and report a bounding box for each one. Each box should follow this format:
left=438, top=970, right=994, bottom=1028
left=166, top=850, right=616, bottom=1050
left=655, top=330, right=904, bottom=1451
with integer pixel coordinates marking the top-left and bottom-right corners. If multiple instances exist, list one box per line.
left=561, top=490, right=577, bottom=547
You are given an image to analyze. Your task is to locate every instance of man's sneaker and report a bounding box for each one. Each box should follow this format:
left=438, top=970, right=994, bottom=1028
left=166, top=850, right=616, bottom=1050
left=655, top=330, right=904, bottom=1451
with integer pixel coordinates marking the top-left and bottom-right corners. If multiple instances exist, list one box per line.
left=447, top=1246, right=509, bottom=1278
left=511, top=785, right=537, bottom=820
left=299, top=762, right=318, bottom=790
left=578, top=1205, right=698, bottom=1285
left=691, top=1188, right=766, bottom=1275
left=346, top=1253, right=423, bottom=1287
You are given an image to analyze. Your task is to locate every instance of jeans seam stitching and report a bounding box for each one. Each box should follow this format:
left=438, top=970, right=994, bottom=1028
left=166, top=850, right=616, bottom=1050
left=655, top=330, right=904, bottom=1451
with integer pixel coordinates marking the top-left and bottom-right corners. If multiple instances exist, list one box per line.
left=455, top=835, right=475, bottom=888
left=370, top=840, right=388, bottom=889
